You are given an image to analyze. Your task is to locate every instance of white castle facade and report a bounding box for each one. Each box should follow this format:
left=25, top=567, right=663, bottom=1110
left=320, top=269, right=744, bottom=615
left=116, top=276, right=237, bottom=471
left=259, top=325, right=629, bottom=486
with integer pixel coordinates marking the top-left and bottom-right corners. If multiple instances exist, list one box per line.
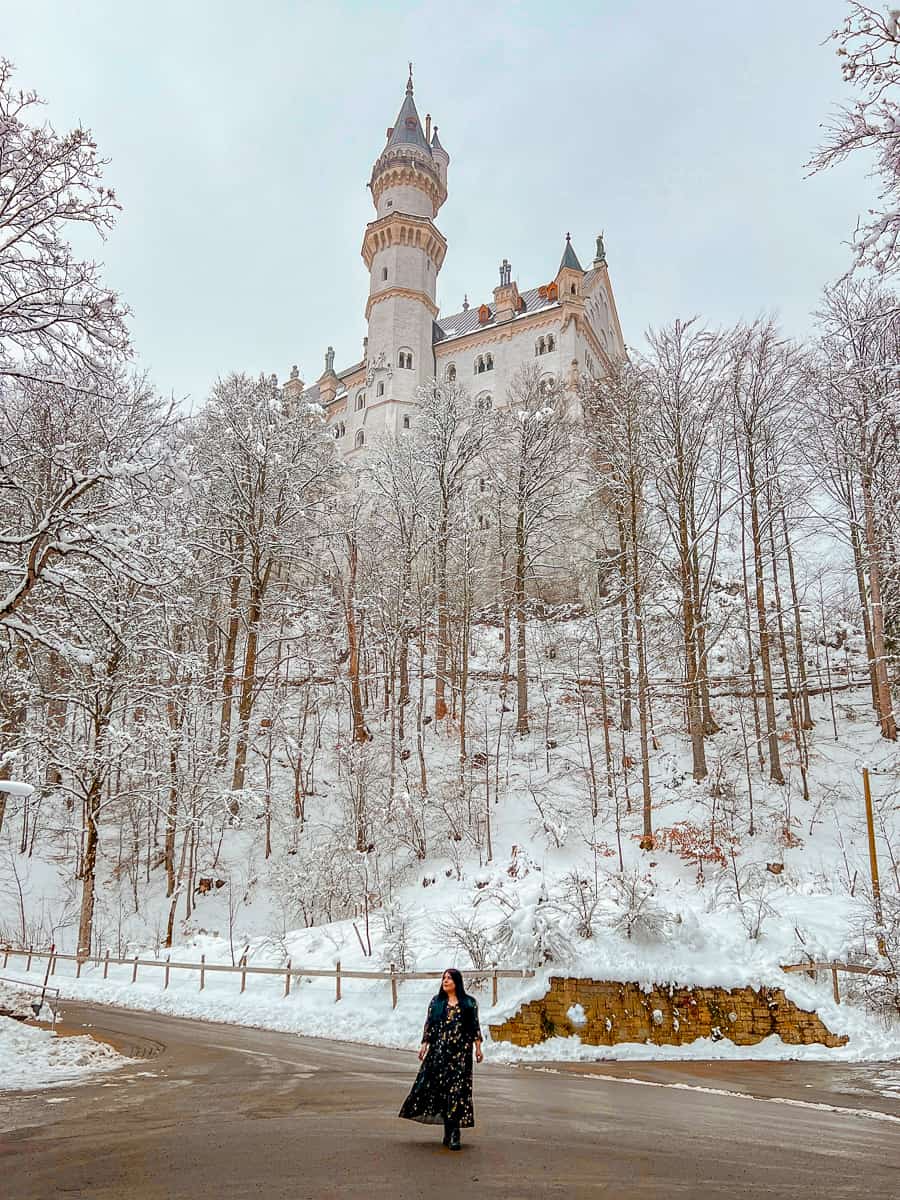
left=283, top=73, right=625, bottom=447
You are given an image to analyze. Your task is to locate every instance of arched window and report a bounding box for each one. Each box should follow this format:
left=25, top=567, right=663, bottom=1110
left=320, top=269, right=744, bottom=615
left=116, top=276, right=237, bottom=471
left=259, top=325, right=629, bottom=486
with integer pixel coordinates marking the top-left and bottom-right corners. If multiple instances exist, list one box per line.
left=475, top=355, right=483, bottom=374
left=355, top=430, right=365, bottom=449
left=402, top=415, right=411, bottom=430
left=381, top=267, right=388, bottom=281
left=547, top=334, right=555, bottom=352
left=355, top=392, right=365, bottom=411
left=484, top=352, right=493, bottom=371
left=535, top=336, right=545, bottom=356
left=447, top=364, right=457, bottom=382
left=398, top=349, right=413, bottom=369
left=377, top=381, right=385, bottom=397
left=476, top=393, right=492, bottom=413
left=340, top=422, right=346, bottom=437
left=570, top=283, right=576, bottom=295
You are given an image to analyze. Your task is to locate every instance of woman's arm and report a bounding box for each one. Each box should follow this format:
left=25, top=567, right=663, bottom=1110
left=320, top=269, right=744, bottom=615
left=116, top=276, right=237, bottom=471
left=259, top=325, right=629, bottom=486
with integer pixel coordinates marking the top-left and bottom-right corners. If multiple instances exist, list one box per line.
left=471, top=999, right=484, bottom=1062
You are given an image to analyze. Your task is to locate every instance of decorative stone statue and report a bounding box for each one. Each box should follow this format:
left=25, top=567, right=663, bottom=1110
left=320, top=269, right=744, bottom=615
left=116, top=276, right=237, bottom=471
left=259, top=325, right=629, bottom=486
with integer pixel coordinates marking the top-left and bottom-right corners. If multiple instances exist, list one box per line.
left=325, top=345, right=335, bottom=373
left=290, top=364, right=299, bottom=381
left=595, top=232, right=606, bottom=264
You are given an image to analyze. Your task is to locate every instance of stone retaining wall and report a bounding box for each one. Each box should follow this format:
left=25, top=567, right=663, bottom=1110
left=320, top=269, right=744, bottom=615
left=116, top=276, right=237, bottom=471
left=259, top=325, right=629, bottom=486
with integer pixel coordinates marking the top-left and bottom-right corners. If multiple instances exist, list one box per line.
left=489, top=976, right=847, bottom=1049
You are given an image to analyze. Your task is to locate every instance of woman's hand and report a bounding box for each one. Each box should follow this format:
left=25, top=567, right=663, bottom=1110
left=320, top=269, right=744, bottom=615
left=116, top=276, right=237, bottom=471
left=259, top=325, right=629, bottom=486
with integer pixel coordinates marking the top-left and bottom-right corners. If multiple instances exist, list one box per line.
left=475, top=1043, right=484, bottom=1064
left=418, top=1043, right=428, bottom=1061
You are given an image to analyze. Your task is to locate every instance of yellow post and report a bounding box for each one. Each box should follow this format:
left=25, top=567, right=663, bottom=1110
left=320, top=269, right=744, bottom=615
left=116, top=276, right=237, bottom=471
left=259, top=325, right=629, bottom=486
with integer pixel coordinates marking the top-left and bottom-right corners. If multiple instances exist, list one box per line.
left=862, top=767, right=887, bottom=957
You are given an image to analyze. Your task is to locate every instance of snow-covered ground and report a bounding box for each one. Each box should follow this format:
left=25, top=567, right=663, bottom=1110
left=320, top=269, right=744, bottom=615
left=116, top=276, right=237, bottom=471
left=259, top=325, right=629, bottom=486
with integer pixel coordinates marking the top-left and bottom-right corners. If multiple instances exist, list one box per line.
left=2, top=609, right=898, bottom=1064
left=0, top=982, right=128, bottom=1091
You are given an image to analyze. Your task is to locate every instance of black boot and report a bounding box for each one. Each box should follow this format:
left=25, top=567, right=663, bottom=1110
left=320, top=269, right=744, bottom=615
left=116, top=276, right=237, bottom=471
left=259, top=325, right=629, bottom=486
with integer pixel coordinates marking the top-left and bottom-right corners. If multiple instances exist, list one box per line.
left=442, top=1119, right=452, bottom=1147
left=448, top=1125, right=461, bottom=1151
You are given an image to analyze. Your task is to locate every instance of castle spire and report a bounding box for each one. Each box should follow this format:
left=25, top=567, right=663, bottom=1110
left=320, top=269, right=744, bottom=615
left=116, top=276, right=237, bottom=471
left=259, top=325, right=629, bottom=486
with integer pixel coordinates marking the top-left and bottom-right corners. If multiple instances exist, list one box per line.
left=384, top=70, right=430, bottom=153
left=559, top=232, right=583, bottom=272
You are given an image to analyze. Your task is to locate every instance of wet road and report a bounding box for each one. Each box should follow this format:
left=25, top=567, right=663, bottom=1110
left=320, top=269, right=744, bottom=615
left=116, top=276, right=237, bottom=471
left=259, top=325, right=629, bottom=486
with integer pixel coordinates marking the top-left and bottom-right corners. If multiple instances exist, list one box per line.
left=1, top=1003, right=897, bottom=1199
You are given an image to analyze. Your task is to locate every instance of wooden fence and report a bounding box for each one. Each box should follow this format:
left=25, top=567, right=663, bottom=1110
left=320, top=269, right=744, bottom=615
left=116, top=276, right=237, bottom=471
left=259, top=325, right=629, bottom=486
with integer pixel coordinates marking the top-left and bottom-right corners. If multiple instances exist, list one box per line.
left=0, top=946, right=534, bottom=1008
left=5, top=946, right=893, bottom=1011
left=781, top=960, right=897, bottom=1005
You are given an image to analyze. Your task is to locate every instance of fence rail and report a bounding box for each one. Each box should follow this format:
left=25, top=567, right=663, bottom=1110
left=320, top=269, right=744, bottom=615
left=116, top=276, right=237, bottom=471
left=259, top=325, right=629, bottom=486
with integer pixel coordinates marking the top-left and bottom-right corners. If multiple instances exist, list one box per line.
left=0, top=973, right=60, bottom=1025
left=0, top=946, right=534, bottom=1008
left=781, top=960, right=897, bottom=1005
left=6, top=946, right=891, bottom=1012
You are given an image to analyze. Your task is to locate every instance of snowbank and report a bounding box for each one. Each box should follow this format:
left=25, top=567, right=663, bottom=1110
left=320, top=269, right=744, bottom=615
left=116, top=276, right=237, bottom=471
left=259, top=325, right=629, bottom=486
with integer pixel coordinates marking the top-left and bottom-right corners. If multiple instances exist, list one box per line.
left=0, top=1014, right=129, bottom=1091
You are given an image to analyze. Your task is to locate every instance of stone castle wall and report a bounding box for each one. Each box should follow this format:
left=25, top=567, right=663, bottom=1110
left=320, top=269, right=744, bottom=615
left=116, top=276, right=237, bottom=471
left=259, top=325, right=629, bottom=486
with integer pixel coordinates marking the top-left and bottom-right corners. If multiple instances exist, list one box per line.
left=489, top=976, right=847, bottom=1049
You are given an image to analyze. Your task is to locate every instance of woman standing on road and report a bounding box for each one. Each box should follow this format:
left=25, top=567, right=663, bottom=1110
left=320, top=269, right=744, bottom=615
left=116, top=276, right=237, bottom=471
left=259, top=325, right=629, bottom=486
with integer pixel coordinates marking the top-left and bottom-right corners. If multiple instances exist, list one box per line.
left=399, top=967, right=484, bottom=1150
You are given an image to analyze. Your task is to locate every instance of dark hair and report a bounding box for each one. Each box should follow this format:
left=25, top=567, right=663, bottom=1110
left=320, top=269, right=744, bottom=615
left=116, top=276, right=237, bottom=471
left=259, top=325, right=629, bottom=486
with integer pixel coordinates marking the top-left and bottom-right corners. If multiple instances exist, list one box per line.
left=432, top=967, right=468, bottom=1006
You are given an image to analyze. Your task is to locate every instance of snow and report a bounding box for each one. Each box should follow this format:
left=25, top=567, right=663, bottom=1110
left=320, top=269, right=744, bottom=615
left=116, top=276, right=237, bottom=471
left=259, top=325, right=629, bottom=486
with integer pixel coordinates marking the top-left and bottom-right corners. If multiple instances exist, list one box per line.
left=0, top=1017, right=128, bottom=1091
left=0, top=779, right=34, bottom=797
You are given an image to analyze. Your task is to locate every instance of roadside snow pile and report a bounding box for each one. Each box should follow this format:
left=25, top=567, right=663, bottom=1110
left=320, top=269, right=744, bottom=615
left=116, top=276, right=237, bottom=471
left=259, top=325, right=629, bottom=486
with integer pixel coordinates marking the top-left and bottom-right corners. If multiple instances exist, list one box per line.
left=0, top=979, right=35, bottom=1019
left=0, top=1015, right=128, bottom=1091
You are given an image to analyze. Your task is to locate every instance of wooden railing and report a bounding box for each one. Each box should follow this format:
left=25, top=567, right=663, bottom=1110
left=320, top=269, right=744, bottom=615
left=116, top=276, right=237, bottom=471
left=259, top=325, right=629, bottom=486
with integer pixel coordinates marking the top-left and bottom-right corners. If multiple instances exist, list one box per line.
left=0, top=946, right=534, bottom=1008
left=781, top=960, right=897, bottom=1005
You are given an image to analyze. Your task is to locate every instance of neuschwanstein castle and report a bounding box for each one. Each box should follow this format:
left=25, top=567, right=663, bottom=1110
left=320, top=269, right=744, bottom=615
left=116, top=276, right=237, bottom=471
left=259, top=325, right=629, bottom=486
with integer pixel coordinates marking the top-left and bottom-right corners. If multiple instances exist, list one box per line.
left=283, top=72, right=625, bottom=447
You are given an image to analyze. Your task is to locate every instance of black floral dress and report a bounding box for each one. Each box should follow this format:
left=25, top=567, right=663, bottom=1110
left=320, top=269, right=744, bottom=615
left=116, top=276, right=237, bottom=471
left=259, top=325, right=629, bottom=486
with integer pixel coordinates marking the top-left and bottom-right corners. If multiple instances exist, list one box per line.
left=399, top=996, right=481, bottom=1128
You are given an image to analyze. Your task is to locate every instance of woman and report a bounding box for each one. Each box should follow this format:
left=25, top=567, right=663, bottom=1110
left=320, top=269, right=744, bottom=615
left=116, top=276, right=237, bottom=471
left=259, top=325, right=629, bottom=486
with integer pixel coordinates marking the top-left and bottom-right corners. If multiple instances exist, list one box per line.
left=399, top=967, right=484, bottom=1150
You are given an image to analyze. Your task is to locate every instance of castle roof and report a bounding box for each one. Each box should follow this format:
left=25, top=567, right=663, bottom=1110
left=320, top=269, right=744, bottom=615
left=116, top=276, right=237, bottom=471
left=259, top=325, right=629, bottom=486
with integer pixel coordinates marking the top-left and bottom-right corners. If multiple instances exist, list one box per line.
left=433, top=266, right=605, bottom=345
left=559, top=233, right=583, bottom=272
left=384, top=78, right=431, bottom=155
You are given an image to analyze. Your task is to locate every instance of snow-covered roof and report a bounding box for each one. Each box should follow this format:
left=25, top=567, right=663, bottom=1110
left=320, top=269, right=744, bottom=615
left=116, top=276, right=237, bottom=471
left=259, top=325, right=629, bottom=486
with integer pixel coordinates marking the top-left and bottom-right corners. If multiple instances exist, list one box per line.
left=433, top=285, right=559, bottom=344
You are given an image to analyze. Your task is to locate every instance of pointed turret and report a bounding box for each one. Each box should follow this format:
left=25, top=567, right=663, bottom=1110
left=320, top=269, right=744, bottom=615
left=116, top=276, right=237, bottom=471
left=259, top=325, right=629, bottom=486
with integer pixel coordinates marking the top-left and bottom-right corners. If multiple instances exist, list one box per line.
left=559, top=232, right=583, bottom=273
left=369, top=70, right=447, bottom=219
left=384, top=71, right=431, bottom=154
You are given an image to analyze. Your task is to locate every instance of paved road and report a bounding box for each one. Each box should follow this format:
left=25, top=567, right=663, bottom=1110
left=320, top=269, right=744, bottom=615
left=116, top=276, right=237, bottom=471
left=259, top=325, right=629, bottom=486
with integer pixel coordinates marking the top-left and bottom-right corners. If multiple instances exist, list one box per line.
left=1, top=1003, right=897, bottom=1199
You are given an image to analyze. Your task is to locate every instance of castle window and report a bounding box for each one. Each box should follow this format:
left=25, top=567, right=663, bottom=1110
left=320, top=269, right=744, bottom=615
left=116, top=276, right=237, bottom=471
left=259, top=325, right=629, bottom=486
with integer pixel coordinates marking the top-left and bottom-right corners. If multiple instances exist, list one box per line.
left=382, top=267, right=388, bottom=281
left=355, top=430, right=365, bottom=449
left=447, top=364, right=456, bottom=382
left=477, top=514, right=490, bottom=530
left=398, top=349, right=413, bottom=369
left=377, top=381, right=385, bottom=397
left=476, top=393, right=492, bottom=413
left=485, top=352, right=493, bottom=371
left=402, top=415, right=411, bottom=430
left=355, top=391, right=365, bottom=411
left=547, top=334, right=555, bottom=351
left=479, top=478, right=486, bottom=493
left=340, top=422, right=346, bottom=437
left=475, top=353, right=494, bottom=375
left=570, top=283, right=576, bottom=295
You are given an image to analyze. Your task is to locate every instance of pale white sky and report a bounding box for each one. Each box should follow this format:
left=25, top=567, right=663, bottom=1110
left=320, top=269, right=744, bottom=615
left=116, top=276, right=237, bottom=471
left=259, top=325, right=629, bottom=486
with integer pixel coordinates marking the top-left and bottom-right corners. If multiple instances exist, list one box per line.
left=2, top=0, right=872, bottom=404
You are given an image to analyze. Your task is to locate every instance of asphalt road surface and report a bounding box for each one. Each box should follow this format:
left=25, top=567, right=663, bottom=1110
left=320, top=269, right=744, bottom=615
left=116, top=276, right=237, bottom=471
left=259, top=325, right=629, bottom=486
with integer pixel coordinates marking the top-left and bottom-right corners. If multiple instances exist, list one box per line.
left=1, top=1003, right=898, bottom=1199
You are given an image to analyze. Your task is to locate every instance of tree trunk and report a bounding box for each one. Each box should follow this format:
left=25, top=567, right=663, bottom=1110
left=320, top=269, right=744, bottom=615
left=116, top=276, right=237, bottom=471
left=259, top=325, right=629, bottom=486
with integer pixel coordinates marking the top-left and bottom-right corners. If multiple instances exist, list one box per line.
left=514, top=496, right=529, bottom=735
left=434, top=506, right=450, bottom=721
left=218, top=530, right=245, bottom=765
left=747, top=448, right=784, bottom=784
left=861, top=465, right=898, bottom=739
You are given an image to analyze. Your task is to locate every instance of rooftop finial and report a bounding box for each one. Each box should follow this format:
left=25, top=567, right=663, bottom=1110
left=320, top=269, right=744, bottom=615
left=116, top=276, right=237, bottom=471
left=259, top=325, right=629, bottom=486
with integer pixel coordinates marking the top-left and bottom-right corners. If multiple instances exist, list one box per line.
left=407, top=61, right=413, bottom=94
left=566, top=231, right=571, bottom=243
left=462, top=294, right=469, bottom=311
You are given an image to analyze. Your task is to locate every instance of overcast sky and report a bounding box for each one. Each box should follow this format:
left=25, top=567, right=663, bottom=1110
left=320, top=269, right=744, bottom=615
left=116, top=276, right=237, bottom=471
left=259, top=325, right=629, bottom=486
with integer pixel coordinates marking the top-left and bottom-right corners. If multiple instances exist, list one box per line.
left=2, top=1, right=873, bottom=405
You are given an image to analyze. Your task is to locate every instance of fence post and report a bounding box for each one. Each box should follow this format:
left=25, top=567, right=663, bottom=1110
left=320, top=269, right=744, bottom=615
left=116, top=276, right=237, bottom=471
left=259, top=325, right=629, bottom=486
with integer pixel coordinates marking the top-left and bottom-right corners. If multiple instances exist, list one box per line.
left=390, top=962, right=398, bottom=1010
left=240, top=954, right=248, bottom=994
left=164, top=955, right=171, bottom=990
left=831, top=966, right=841, bottom=1004
left=491, top=963, right=498, bottom=1007
left=335, top=960, right=341, bottom=1003
left=200, top=954, right=205, bottom=992
left=26, top=945, right=33, bottom=971
left=284, top=960, right=292, bottom=998
left=132, top=955, right=139, bottom=984
left=103, top=950, right=110, bottom=980
left=50, top=952, right=57, bottom=977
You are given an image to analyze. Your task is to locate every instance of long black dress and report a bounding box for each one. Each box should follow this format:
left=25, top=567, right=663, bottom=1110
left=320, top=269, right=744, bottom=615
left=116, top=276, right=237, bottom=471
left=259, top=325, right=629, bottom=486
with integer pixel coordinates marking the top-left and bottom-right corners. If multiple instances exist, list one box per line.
left=399, top=995, right=481, bottom=1129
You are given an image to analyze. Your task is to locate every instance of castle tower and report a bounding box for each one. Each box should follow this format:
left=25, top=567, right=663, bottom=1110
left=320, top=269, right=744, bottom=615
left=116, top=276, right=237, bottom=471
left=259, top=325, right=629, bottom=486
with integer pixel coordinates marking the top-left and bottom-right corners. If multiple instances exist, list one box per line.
left=360, top=71, right=448, bottom=434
